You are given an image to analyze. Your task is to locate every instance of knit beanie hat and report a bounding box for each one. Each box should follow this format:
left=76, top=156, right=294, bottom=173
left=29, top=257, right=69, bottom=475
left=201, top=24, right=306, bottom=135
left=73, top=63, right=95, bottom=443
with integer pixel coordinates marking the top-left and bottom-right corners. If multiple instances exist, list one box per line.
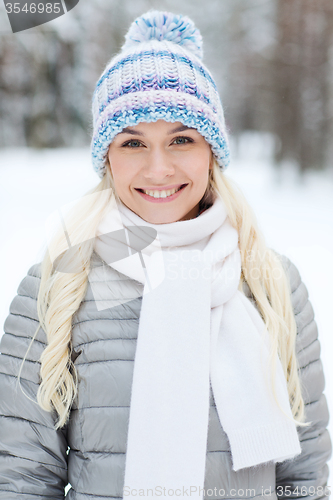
left=91, top=10, right=230, bottom=178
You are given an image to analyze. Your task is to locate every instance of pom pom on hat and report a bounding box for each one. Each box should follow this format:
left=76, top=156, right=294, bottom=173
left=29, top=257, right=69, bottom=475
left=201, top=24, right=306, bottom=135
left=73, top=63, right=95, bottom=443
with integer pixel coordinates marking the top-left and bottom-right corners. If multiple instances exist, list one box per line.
left=122, top=10, right=203, bottom=60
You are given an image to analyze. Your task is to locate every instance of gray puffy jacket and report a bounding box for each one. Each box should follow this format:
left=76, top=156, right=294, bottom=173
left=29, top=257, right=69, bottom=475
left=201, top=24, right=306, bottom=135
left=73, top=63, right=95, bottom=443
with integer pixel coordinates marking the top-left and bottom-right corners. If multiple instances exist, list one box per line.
left=0, top=251, right=331, bottom=500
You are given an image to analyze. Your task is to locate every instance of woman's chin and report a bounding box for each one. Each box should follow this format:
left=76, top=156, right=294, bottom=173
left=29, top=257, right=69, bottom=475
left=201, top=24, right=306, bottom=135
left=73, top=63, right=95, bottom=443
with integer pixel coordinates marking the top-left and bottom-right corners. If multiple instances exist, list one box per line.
left=133, top=207, right=193, bottom=224
left=138, top=212, right=184, bottom=224
left=120, top=195, right=200, bottom=223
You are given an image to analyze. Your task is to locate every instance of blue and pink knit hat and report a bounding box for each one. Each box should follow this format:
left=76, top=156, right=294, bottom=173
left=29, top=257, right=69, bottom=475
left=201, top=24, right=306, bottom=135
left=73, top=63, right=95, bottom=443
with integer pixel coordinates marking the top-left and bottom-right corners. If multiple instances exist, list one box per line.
left=91, top=10, right=230, bottom=178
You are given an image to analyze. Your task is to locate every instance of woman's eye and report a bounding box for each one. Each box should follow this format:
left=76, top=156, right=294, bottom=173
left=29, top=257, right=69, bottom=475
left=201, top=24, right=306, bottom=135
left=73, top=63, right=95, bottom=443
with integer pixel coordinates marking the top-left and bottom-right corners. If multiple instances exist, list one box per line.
left=173, top=136, right=192, bottom=145
left=123, top=140, right=142, bottom=148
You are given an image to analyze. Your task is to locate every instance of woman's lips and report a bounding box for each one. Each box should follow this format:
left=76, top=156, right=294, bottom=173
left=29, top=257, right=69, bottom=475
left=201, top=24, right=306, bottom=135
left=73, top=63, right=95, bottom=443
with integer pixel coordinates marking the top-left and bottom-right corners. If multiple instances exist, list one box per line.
left=135, top=184, right=187, bottom=203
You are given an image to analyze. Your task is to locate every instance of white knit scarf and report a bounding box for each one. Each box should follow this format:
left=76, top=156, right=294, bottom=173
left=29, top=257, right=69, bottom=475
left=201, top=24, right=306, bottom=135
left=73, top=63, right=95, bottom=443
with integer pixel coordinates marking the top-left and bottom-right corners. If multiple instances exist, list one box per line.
left=93, top=194, right=301, bottom=499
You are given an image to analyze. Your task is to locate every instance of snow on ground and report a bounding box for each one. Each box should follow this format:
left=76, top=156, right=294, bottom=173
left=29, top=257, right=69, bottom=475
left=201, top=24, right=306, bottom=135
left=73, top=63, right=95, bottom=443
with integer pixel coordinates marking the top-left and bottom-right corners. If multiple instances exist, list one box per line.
left=0, top=139, right=332, bottom=483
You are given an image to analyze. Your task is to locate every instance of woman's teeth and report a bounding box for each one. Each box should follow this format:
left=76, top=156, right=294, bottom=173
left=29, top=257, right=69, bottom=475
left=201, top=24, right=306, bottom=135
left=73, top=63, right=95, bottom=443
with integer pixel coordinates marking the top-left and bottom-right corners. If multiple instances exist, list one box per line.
left=142, top=185, right=183, bottom=198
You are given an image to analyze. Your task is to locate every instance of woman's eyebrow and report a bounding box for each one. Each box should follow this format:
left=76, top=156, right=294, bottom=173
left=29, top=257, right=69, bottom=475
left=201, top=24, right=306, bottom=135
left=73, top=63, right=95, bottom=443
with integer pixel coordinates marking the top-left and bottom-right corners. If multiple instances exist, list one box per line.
left=118, top=125, right=195, bottom=136
left=118, top=128, right=144, bottom=136
left=168, top=125, right=195, bottom=134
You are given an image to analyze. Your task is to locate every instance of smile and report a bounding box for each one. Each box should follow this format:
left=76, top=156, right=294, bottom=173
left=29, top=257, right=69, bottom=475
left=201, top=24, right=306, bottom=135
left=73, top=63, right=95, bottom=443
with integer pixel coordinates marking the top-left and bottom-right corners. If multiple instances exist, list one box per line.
left=135, top=184, right=187, bottom=202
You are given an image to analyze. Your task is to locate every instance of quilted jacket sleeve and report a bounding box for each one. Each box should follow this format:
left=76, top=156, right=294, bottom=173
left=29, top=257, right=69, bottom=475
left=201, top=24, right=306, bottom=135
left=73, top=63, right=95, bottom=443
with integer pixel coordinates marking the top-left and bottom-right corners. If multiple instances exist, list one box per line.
left=0, top=263, right=68, bottom=499
left=275, top=255, right=332, bottom=500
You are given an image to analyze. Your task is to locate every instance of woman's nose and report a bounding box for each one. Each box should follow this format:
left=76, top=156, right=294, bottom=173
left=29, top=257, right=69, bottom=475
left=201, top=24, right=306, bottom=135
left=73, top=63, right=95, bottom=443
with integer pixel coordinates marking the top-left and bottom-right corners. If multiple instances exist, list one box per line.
left=143, top=149, right=175, bottom=178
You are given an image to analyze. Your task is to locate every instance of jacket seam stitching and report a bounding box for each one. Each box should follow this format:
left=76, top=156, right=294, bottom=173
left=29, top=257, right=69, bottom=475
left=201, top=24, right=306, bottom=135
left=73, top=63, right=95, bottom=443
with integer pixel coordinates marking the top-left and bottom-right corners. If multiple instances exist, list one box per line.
left=0, top=452, right=67, bottom=470
left=76, top=359, right=134, bottom=365
left=299, top=430, right=328, bottom=443
left=72, top=318, right=139, bottom=326
left=70, top=403, right=217, bottom=410
left=6, top=312, right=39, bottom=323
left=297, top=336, right=319, bottom=356
left=299, top=357, right=321, bottom=371
left=0, top=352, right=40, bottom=364
left=1, top=331, right=46, bottom=347
left=0, top=371, right=39, bottom=385
left=75, top=338, right=137, bottom=349
left=0, top=414, right=59, bottom=431
left=0, top=491, right=62, bottom=498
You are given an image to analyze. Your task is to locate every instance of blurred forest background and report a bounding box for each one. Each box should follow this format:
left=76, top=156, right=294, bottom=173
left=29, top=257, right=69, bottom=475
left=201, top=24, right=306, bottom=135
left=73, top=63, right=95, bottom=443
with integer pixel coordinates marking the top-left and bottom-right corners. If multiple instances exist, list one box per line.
left=1, top=0, right=333, bottom=487
left=0, top=0, right=333, bottom=172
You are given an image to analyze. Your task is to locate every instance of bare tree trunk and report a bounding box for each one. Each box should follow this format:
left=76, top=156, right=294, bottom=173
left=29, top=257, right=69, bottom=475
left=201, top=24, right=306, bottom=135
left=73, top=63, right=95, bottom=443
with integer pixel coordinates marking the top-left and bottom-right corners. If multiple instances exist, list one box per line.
left=274, top=0, right=333, bottom=171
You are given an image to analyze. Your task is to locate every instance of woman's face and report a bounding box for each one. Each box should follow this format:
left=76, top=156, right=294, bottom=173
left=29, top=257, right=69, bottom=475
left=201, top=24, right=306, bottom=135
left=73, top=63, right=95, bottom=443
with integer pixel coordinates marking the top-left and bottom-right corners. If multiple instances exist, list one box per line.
left=107, top=119, right=213, bottom=224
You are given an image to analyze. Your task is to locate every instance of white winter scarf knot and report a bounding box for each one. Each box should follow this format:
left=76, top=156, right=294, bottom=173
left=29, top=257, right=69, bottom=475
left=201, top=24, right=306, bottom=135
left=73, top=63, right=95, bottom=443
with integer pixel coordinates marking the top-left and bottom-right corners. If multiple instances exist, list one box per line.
left=94, top=195, right=301, bottom=499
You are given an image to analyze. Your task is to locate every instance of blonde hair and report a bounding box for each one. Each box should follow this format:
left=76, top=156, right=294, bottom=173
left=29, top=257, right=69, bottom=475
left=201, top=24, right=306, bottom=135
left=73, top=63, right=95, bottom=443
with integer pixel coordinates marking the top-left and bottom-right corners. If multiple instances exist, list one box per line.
left=18, top=158, right=309, bottom=430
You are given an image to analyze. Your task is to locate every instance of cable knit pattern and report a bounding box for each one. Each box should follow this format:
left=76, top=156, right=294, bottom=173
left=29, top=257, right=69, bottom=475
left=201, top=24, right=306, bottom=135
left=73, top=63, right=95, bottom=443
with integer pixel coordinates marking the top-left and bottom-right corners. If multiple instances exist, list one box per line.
left=91, top=11, right=230, bottom=178
left=0, top=252, right=331, bottom=499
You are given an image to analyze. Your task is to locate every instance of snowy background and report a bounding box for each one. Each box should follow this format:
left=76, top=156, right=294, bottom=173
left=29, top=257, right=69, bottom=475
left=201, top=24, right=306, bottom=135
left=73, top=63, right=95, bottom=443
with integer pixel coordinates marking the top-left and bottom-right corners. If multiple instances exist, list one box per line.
left=1, top=137, right=332, bottom=485
left=1, top=0, right=332, bottom=489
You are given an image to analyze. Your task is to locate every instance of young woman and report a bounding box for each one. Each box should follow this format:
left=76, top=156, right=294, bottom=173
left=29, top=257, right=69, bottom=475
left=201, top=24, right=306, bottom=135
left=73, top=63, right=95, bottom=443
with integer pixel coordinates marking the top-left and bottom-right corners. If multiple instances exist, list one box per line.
left=0, top=10, right=331, bottom=500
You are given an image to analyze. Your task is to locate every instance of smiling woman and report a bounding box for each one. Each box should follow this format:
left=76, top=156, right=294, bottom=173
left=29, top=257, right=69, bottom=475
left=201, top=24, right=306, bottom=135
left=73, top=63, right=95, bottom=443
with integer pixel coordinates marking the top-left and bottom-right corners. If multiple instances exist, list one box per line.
left=107, top=120, right=213, bottom=223
left=0, top=9, right=331, bottom=500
